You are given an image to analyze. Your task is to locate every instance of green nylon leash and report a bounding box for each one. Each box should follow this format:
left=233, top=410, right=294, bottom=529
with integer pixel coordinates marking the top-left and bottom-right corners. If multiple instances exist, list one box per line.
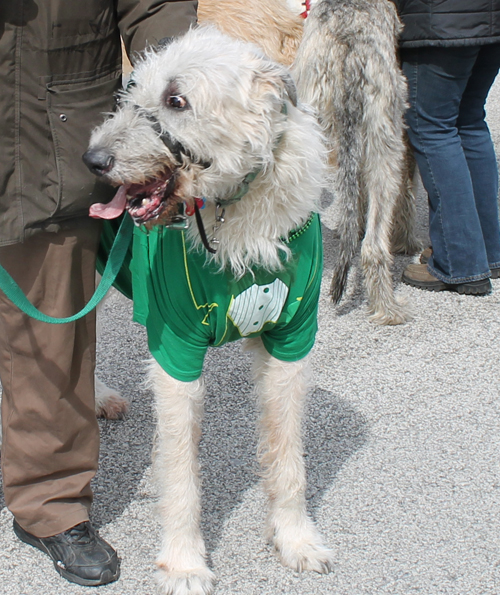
left=0, top=214, right=134, bottom=324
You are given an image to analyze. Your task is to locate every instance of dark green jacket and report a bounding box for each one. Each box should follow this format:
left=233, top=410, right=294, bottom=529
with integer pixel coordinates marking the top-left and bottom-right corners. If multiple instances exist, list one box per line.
left=0, top=0, right=197, bottom=246
left=395, top=0, right=500, bottom=48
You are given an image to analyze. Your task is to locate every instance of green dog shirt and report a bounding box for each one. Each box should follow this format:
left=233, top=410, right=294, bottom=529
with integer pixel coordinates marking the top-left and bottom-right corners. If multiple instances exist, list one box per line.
left=129, top=212, right=323, bottom=382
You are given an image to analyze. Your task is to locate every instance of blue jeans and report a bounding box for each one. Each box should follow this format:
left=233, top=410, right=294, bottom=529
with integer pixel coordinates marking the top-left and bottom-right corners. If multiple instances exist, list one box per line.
left=401, top=44, right=500, bottom=283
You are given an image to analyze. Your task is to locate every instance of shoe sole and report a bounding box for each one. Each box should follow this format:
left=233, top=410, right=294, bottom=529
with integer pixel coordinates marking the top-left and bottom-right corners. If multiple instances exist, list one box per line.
left=454, top=280, right=492, bottom=295
left=403, top=275, right=492, bottom=295
left=13, top=521, right=120, bottom=587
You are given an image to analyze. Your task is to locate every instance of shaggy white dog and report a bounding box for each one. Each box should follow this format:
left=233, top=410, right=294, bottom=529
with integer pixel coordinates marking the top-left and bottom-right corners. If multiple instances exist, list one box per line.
left=84, top=26, right=333, bottom=595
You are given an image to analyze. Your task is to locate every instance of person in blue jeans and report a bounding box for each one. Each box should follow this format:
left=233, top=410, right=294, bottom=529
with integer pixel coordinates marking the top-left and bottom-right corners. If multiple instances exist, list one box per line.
left=395, top=1, right=500, bottom=295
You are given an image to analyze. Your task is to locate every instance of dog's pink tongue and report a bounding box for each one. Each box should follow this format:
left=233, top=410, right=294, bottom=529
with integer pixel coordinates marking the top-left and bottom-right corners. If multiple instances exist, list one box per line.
left=89, top=186, right=128, bottom=219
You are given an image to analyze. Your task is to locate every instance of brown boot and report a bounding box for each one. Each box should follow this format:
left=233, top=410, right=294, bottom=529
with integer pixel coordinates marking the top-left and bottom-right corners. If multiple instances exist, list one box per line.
left=419, top=247, right=500, bottom=279
left=402, top=264, right=492, bottom=295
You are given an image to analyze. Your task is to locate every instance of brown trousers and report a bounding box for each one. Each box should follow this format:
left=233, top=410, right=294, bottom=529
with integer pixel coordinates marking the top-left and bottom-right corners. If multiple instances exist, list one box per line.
left=0, top=220, right=101, bottom=538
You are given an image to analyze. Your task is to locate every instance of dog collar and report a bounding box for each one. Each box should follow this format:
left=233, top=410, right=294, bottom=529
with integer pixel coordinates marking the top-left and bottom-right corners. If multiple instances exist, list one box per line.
left=216, top=103, right=289, bottom=207
left=300, top=0, right=311, bottom=18
left=216, top=169, right=261, bottom=207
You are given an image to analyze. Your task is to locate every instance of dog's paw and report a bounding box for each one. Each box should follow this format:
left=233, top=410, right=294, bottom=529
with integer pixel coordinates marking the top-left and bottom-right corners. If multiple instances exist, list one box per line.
left=95, top=377, right=129, bottom=419
left=391, top=238, right=423, bottom=256
left=276, top=537, right=335, bottom=574
left=156, top=567, right=216, bottom=595
left=368, top=297, right=413, bottom=326
left=270, top=521, right=335, bottom=574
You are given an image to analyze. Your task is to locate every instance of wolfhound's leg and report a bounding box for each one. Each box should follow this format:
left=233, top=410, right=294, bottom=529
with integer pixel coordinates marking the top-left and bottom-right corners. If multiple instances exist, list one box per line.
left=148, top=359, right=215, bottom=595
left=361, top=122, right=412, bottom=325
left=94, top=285, right=130, bottom=418
left=391, top=136, right=422, bottom=255
left=248, top=339, right=334, bottom=574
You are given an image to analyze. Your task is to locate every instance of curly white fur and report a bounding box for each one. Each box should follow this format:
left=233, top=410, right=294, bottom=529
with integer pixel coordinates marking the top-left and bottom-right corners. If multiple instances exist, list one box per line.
left=89, top=26, right=326, bottom=277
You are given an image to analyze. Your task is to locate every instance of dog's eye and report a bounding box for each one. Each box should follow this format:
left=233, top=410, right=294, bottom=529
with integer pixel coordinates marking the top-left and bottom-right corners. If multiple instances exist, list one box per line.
left=166, top=95, right=188, bottom=110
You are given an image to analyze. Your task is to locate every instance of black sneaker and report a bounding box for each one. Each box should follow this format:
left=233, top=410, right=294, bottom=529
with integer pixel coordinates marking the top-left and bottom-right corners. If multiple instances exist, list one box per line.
left=13, top=519, right=120, bottom=586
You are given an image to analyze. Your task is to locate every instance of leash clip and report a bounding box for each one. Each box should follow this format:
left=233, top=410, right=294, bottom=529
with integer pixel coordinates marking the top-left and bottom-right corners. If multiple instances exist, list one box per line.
left=210, top=202, right=226, bottom=247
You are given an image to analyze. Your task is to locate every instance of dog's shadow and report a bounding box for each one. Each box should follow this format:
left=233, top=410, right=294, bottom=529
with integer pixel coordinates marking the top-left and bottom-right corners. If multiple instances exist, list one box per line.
left=93, top=313, right=368, bottom=555
left=199, top=342, right=368, bottom=554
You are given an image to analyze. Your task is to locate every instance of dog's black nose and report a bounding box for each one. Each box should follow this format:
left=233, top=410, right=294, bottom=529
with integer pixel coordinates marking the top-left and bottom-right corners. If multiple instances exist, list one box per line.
left=82, top=149, right=115, bottom=176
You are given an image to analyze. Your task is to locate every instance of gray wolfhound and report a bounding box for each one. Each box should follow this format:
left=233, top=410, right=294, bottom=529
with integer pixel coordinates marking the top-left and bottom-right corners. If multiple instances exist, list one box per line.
left=84, top=26, right=334, bottom=595
left=293, top=0, right=420, bottom=325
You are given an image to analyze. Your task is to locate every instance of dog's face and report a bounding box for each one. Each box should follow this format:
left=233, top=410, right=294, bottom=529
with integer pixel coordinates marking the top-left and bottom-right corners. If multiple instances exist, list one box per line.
left=83, top=26, right=296, bottom=227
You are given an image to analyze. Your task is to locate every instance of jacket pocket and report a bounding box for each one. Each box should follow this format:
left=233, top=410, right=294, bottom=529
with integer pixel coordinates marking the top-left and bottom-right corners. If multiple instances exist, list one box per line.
left=46, top=70, right=121, bottom=219
left=43, top=1, right=116, bottom=50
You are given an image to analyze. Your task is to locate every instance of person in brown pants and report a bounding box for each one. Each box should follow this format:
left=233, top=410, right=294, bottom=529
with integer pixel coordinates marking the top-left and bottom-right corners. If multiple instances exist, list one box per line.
left=0, top=0, right=197, bottom=587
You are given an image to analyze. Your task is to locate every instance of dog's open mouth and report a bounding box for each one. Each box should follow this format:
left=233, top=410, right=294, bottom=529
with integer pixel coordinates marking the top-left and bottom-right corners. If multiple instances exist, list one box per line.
left=90, top=171, right=181, bottom=226
left=126, top=174, right=178, bottom=224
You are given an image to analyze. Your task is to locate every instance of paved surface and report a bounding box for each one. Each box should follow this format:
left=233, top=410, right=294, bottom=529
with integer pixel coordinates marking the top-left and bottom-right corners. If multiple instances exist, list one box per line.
left=2, top=84, right=500, bottom=595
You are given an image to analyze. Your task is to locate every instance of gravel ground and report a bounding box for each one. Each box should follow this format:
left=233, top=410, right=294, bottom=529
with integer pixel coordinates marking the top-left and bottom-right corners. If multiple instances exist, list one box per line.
left=2, top=81, right=500, bottom=595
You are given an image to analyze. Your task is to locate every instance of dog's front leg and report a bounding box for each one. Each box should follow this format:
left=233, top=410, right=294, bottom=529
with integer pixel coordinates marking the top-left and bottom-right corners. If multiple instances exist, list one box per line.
left=148, top=359, right=215, bottom=595
left=248, top=339, right=335, bottom=574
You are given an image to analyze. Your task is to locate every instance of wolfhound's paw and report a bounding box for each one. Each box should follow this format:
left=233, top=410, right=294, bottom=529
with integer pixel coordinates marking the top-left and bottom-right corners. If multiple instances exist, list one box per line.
left=95, top=377, right=129, bottom=419
left=156, top=567, right=216, bottom=595
left=276, top=538, right=335, bottom=574
left=368, top=297, right=413, bottom=326
left=270, top=523, right=335, bottom=574
left=391, top=235, right=423, bottom=256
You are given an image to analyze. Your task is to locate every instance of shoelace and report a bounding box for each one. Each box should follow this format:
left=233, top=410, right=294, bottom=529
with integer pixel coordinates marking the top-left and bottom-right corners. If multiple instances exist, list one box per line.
left=65, top=523, right=95, bottom=545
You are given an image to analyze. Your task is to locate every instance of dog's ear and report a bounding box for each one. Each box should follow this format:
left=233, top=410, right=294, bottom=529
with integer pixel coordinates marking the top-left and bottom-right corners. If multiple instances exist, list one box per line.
left=249, top=51, right=299, bottom=110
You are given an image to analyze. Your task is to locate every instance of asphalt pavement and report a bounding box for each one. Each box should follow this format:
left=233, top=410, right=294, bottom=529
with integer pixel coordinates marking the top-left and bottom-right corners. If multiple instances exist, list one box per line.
left=2, top=82, right=500, bottom=595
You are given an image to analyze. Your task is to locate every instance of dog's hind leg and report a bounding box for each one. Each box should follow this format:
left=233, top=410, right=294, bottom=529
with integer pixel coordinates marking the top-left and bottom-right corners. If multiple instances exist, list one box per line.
left=148, top=359, right=215, bottom=595
left=248, top=338, right=334, bottom=574
left=390, top=137, right=422, bottom=256
left=95, top=376, right=129, bottom=419
left=360, top=114, right=412, bottom=325
left=94, top=286, right=130, bottom=419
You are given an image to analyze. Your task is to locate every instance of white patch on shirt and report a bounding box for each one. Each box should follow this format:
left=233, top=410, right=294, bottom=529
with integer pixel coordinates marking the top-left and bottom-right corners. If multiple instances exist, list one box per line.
left=228, top=279, right=289, bottom=336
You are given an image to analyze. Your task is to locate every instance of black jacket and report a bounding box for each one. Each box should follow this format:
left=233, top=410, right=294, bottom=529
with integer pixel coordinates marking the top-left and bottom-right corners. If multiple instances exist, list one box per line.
left=395, top=0, right=500, bottom=47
